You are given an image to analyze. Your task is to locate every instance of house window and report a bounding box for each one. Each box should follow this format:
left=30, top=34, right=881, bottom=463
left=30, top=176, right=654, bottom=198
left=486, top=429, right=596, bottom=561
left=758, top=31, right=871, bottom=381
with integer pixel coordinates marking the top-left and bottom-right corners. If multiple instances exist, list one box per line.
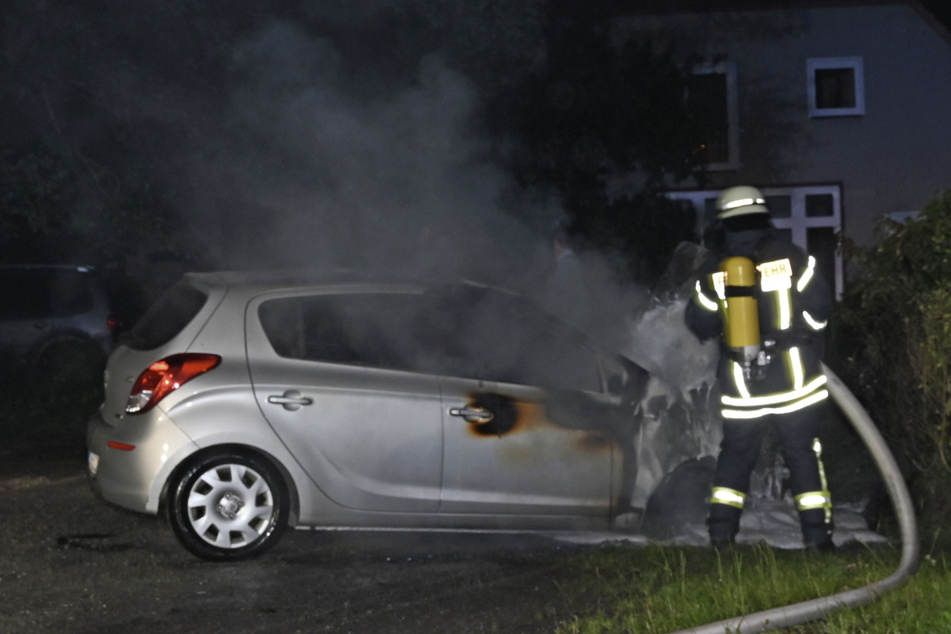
left=665, top=185, right=844, bottom=300
left=807, top=57, right=864, bottom=117
left=687, top=61, right=739, bottom=169
left=886, top=210, right=919, bottom=224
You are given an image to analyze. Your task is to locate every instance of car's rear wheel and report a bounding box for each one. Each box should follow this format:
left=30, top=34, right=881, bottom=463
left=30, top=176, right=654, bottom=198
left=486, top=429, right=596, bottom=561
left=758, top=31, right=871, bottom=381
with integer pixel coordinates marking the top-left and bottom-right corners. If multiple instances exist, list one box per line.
left=167, top=452, right=288, bottom=561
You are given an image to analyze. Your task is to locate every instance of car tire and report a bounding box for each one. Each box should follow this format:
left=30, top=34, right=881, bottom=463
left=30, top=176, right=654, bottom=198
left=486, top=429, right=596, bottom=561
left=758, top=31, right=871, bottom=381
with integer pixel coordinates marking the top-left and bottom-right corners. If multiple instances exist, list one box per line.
left=640, top=456, right=717, bottom=540
left=167, top=452, right=289, bottom=561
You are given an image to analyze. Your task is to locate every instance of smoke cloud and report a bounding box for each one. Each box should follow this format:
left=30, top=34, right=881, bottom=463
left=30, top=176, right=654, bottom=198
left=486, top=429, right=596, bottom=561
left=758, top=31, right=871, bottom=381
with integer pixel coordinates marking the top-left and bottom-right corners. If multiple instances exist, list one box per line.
left=183, top=20, right=553, bottom=288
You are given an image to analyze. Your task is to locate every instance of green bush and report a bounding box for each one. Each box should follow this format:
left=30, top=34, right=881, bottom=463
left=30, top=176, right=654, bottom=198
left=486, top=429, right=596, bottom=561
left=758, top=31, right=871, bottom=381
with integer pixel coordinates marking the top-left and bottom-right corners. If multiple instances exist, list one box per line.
left=832, top=190, right=951, bottom=527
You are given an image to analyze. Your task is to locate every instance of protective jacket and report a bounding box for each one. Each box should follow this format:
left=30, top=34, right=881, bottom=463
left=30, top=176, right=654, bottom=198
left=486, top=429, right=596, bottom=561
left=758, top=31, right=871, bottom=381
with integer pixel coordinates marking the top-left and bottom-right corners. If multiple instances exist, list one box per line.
left=685, top=231, right=833, bottom=420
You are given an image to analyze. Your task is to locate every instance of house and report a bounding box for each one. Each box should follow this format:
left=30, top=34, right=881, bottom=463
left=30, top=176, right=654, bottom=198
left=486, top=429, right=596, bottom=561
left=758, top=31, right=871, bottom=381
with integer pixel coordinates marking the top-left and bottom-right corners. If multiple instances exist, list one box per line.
left=612, top=0, right=951, bottom=297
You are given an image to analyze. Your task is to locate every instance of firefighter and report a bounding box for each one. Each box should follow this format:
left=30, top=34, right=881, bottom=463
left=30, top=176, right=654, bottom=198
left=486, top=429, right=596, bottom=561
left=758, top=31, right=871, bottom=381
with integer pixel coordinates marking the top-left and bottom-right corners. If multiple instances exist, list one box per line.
left=685, top=185, right=835, bottom=550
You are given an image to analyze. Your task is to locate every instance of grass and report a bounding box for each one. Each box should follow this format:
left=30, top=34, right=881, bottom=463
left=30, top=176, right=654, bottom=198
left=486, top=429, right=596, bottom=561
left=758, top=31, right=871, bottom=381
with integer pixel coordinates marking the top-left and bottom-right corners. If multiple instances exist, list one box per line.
left=553, top=534, right=951, bottom=633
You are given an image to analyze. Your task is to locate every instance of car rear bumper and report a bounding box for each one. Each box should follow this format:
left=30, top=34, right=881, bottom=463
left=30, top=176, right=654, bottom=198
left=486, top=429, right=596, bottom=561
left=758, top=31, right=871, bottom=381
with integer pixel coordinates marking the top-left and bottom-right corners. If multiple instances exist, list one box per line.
left=86, top=409, right=198, bottom=514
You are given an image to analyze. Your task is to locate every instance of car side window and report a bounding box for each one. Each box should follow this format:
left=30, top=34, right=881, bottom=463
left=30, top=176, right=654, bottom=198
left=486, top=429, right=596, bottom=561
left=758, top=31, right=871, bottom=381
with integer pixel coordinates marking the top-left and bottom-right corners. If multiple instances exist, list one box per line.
left=519, top=325, right=602, bottom=393
left=0, top=268, right=94, bottom=320
left=259, top=293, right=428, bottom=372
left=432, top=287, right=602, bottom=392
left=258, top=288, right=602, bottom=392
left=0, top=270, right=51, bottom=319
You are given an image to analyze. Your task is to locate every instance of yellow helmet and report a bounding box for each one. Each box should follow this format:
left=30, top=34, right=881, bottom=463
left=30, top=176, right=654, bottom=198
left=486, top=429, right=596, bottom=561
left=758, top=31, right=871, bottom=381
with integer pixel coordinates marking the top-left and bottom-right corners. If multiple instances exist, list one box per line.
left=716, top=185, right=769, bottom=219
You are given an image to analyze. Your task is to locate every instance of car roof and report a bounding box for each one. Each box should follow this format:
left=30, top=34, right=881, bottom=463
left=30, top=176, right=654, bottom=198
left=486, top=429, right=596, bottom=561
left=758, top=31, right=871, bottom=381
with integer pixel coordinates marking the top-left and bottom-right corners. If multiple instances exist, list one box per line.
left=0, top=264, right=98, bottom=273
left=182, top=269, right=516, bottom=297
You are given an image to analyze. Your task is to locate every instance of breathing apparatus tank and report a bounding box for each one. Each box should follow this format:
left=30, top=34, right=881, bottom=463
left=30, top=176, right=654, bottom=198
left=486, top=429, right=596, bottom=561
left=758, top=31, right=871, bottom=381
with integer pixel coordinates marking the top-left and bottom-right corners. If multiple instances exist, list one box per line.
left=720, top=256, right=760, bottom=377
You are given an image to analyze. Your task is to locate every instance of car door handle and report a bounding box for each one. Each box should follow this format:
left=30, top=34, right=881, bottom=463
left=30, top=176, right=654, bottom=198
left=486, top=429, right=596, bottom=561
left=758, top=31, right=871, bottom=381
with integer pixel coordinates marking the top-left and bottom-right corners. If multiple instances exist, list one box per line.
left=267, top=390, right=313, bottom=411
left=449, top=406, right=494, bottom=423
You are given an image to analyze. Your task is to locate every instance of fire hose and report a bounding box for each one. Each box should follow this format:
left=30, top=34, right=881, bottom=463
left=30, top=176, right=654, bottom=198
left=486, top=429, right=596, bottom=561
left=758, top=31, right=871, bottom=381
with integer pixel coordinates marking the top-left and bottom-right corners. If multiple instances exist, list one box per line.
left=671, top=362, right=920, bottom=634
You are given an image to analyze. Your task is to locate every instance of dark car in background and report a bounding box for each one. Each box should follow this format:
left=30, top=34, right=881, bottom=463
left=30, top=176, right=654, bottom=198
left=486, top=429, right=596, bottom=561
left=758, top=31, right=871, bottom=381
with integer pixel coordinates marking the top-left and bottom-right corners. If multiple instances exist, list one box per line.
left=87, top=270, right=650, bottom=561
left=0, top=265, right=118, bottom=376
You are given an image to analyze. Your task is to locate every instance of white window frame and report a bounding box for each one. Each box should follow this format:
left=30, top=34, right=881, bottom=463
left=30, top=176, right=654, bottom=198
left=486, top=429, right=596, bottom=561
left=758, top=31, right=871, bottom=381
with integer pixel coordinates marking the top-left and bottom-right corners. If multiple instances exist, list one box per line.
left=665, top=185, right=844, bottom=299
left=691, top=61, right=740, bottom=170
left=885, top=210, right=919, bottom=224
left=807, top=57, right=865, bottom=118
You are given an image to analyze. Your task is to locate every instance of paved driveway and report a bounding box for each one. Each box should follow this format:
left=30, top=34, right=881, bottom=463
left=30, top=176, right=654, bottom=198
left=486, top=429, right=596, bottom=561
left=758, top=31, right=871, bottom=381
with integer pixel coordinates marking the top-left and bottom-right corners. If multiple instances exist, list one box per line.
left=0, top=460, right=592, bottom=634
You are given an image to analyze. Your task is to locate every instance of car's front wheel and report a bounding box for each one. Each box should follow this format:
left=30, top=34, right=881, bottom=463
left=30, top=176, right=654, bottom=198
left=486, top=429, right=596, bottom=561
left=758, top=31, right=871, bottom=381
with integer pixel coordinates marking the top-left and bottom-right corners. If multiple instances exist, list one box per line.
left=167, top=452, right=288, bottom=561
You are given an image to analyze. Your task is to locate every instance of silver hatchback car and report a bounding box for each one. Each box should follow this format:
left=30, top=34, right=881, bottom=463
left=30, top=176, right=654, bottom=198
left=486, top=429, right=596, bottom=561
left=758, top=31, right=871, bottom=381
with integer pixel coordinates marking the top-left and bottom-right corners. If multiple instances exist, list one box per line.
left=87, top=271, right=649, bottom=560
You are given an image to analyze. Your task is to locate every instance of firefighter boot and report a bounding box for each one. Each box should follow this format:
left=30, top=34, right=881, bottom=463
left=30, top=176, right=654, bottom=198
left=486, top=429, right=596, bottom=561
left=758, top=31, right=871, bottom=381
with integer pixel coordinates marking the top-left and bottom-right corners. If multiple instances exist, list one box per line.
left=800, top=508, right=835, bottom=552
left=707, top=503, right=741, bottom=548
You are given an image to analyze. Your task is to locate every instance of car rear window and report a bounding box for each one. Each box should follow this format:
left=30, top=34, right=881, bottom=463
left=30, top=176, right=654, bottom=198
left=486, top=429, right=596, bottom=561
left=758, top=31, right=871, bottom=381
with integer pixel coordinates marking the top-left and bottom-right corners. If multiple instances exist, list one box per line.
left=122, top=281, right=209, bottom=350
left=0, top=268, right=95, bottom=319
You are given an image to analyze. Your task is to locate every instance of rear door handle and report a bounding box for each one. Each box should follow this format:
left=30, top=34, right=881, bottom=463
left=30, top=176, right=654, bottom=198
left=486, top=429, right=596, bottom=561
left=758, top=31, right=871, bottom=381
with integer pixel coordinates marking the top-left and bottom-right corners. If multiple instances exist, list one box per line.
left=267, top=390, right=313, bottom=411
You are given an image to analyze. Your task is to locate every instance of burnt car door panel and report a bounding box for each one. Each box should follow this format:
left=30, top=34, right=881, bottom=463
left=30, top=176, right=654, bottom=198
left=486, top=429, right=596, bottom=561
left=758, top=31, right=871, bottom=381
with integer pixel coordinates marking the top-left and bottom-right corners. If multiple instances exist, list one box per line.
left=432, top=287, right=620, bottom=515
left=439, top=378, right=619, bottom=515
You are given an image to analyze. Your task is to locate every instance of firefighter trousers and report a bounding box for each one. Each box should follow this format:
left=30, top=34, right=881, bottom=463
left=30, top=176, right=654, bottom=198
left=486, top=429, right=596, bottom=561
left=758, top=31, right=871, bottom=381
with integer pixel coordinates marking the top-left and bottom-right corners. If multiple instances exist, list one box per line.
left=707, top=404, right=833, bottom=547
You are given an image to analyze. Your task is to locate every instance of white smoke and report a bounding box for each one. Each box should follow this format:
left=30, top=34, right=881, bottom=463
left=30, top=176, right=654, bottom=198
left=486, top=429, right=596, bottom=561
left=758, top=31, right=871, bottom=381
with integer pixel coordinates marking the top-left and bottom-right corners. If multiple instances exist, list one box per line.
left=624, top=296, right=722, bottom=509
left=625, top=298, right=719, bottom=397
left=185, top=20, right=553, bottom=283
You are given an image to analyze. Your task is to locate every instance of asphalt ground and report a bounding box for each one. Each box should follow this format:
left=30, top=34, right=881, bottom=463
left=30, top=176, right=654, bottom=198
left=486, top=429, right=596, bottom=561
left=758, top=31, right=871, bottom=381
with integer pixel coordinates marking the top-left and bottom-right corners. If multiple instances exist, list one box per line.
left=0, top=451, right=598, bottom=634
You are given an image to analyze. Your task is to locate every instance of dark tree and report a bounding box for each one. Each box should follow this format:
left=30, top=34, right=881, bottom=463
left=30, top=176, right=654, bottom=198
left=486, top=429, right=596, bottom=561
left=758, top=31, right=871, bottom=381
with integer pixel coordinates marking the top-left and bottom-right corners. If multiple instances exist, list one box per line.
left=1, top=0, right=708, bottom=283
left=493, top=5, right=709, bottom=283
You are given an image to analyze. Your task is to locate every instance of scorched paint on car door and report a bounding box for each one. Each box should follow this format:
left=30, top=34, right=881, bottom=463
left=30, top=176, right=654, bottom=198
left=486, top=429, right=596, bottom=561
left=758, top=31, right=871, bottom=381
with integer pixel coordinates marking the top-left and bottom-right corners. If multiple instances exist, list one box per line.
left=439, top=377, right=618, bottom=516
left=431, top=286, right=621, bottom=516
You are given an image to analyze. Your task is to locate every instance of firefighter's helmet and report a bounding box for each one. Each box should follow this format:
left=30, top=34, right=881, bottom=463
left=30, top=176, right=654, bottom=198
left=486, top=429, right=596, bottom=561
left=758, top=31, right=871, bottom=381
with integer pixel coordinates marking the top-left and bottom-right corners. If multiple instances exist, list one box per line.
left=716, top=185, right=769, bottom=219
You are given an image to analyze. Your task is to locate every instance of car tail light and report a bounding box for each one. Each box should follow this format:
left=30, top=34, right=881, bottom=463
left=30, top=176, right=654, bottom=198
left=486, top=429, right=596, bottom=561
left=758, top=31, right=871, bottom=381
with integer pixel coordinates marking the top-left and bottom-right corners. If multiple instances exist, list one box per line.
left=126, top=353, right=221, bottom=414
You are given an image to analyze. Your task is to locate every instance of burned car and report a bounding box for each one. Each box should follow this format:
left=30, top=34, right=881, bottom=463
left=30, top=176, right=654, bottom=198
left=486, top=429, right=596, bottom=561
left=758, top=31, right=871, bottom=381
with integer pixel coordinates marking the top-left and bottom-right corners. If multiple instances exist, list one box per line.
left=87, top=271, right=649, bottom=560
